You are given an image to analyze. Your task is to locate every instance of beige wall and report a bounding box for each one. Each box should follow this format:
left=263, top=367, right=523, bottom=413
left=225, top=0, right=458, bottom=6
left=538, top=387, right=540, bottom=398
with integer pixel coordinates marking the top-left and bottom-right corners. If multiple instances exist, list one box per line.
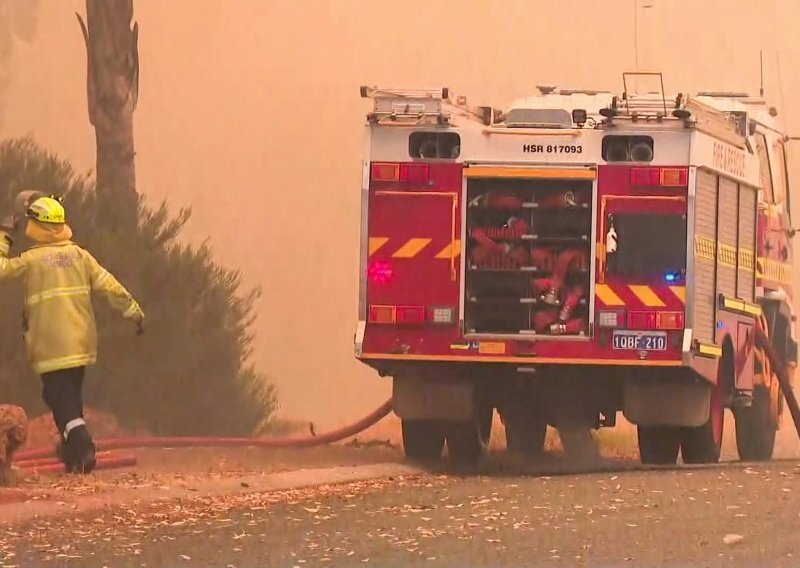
left=2, top=0, right=800, bottom=426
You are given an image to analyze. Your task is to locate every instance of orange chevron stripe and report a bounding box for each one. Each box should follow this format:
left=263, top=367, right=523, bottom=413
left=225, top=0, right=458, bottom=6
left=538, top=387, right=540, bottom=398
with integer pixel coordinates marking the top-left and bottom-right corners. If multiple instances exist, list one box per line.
left=668, top=286, right=686, bottom=303
left=628, top=285, right=666, bottom=307
left=435, top=239, right=461, bottom=259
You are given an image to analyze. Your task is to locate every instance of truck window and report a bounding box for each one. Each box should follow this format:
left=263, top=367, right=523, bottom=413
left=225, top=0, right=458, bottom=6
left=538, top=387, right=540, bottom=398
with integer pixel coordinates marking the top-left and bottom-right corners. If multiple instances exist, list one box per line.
left=770, top=140, right=789, bottom=208
left=602, top=136, right=654, bottom=163
left=754, top=133, right=774, bottom=203
left=409, top=132, right=460, bottom=159
left=607, top=212, right=687, bottom=279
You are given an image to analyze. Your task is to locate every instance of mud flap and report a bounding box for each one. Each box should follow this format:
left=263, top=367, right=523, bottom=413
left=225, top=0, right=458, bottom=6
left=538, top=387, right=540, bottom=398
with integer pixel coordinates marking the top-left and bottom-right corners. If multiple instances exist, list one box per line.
left=623, top=376, right=710, bottom=428
left=392, top=372, right=475, bottom=422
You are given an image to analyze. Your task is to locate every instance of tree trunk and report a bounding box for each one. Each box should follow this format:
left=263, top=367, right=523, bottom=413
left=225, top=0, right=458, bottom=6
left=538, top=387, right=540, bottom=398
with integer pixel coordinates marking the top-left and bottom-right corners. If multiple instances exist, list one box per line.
left=77, top=0, right=139, bottom=227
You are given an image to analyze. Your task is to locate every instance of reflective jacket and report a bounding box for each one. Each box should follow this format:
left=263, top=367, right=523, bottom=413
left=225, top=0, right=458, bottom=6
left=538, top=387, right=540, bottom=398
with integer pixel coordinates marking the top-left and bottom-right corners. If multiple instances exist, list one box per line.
left=0, top=232, right=143, bottom=375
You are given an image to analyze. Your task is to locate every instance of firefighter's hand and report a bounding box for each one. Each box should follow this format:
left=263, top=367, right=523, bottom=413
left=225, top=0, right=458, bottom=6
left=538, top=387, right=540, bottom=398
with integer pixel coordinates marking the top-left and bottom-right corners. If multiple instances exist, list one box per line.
left=0, top=214, right=16, bottom=234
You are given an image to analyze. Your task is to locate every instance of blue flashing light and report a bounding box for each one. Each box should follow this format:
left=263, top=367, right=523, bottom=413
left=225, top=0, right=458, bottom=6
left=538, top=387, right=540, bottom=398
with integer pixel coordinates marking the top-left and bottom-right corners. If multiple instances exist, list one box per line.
left=664, top=270, right=680, bottom=283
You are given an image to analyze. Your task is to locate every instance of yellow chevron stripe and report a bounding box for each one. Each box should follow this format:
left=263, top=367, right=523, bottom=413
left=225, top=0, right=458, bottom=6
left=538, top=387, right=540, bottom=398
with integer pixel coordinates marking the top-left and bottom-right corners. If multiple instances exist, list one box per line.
left=695, top=235, right=716, bottom=261
left=392, top=238, right=432, bottom=258
left=435, top=239, right=461, bottom=259
left=717, top=243, right=738, bottom=269
left=756, top=257, right=793, bottom=285
left=595, top=284, right=624, bottom=306
left=368, top=237, right=389, bottom=256
left=668, top=286, right=686, bottom=303
left=628, top=285, right=666, bottom=307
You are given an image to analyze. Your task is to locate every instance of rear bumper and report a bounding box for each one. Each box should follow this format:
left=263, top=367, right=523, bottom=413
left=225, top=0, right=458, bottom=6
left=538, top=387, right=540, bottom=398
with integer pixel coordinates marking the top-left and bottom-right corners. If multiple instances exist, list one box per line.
left=357, top=352, right=684, bottom=367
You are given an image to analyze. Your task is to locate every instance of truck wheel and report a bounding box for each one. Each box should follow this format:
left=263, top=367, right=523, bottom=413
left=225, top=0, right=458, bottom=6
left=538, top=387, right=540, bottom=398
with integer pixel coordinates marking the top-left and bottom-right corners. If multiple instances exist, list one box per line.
left=445, top=420, right=484, bottom=467
left=637, top=426, right=681, bottom=465
left=503, top=409, right=547, bottom=457
left=558, top=421, right=600, bottom=461
left=734, top=386, right=776, bottom=461
left=680, top=371, right=726, bottom=464
left=478, top=404, right=494, bottom=447
left=402, top=419, right=446, bottom=463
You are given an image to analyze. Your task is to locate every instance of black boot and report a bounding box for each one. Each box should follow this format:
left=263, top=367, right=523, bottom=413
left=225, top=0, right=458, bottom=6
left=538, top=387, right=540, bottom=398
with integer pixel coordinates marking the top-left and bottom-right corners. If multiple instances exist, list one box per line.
left=65, top=425, right=96, bottom=474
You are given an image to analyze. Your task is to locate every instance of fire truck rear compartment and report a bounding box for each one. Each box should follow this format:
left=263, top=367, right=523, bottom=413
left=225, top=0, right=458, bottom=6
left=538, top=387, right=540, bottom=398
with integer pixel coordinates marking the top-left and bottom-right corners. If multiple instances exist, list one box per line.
left=464, top=177, right=592, bottom=337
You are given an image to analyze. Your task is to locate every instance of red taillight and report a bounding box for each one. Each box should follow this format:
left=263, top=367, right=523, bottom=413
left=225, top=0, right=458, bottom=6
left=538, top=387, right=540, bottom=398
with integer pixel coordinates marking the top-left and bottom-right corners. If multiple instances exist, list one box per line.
left=369, top=305, right=395, bottom=324
left=630, top=167, right=661, bottom=186
left=660, top=168, right=688, bottom=186
left=368, top=304, right=430, bottom=326
left=657, top=311, right=685, bottom=330
left=630, top=167, right=689, bottom=187
left=371, top=162, right=399, bottom=182
left=367, top=260, right=393, bottom=284
left=628, top=311, right=657, bottom=329
left=627, top=310, right=685, bottom=330
left=396, top=305, right=425, bottom=325
left=399, top=163, right=429, bottom=184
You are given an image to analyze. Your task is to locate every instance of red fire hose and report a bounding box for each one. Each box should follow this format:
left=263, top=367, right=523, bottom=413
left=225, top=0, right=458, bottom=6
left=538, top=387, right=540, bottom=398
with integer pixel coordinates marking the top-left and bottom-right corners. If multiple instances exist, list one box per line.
left=14, top=398, right=394, bottom=463
left=19, top=453, right=137, bottom=475
left=754, top=325, right=800, bottom=438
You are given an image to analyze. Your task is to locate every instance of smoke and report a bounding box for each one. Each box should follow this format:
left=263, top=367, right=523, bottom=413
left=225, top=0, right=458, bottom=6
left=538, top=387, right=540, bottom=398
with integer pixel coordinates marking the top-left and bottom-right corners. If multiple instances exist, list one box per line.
left=0, top=0, right=40, bottom=125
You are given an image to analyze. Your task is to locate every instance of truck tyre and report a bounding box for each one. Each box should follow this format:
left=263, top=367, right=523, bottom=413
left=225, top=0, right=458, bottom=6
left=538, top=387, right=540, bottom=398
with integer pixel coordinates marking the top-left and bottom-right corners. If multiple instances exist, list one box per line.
left=680, top=356, right=728, bottom=464
left=734, top=386, right=776, bottom=461
left=402, top=419, right=446, bottom=463
left=637, top=426, right=681, bottom=465
left=558, top=421, right=600, bottom=462
left=478, top=403, right=494, bottom=447
left=445, top=420, right=484, bottom=467
left=503, top=410, right=547, bottom=457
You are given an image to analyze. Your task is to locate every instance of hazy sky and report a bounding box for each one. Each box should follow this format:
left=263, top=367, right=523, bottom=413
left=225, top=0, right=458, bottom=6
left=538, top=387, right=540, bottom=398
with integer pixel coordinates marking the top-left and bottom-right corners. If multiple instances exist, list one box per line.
left=1, top=0, right=799, bottom=426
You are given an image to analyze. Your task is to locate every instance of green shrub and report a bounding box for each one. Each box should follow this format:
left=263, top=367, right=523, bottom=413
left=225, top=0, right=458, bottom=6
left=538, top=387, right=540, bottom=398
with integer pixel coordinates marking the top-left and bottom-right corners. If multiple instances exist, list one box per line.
left=0, top=138, right=277, bottom=436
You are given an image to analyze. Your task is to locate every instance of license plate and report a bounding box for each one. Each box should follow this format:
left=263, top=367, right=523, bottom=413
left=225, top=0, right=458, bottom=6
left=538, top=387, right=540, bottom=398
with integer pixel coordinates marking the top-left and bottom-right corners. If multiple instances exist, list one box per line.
left=612, top=331, right=667, bottom=351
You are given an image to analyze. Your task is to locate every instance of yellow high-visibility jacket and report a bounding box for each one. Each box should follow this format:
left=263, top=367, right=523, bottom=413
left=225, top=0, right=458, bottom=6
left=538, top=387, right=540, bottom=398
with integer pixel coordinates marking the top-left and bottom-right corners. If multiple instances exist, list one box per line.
left=0, top=232, right=144, bottom=375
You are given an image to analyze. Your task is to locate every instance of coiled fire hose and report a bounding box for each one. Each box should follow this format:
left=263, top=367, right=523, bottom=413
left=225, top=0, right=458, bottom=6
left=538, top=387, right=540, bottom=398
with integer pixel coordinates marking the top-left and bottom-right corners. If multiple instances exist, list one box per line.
left=13, top=398, right=394, bottom=471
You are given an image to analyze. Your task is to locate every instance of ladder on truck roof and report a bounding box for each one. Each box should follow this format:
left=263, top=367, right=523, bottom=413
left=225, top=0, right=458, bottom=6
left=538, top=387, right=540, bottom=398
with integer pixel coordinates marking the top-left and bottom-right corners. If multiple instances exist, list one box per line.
left=360, top=85, right=451, bottom=126
left=600, top=72, right=745, bottom=146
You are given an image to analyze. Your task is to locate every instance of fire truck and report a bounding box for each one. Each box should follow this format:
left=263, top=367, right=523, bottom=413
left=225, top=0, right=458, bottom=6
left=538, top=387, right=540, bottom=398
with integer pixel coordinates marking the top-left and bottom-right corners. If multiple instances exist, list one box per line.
left=355, top=73, right=797, bottom=466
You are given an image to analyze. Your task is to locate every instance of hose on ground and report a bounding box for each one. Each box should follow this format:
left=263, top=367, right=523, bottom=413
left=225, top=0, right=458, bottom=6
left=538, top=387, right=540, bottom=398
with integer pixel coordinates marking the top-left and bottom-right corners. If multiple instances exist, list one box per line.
left=19, top=453, right=137, bottom=475
left=14, top=398, right=394, bottom=463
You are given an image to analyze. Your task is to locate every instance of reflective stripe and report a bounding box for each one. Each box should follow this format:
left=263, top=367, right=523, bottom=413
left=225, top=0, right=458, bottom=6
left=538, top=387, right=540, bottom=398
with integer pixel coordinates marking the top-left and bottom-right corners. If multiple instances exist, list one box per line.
left=628, top=285, right=666, bottom=308
left=94, top=269, right=111, bottom=287
left=595, top=284, right=625, bottom=306
left=36, top=353, right=96, bottom=374
left=0, top=239, right=9, bottom=256
left=123, top=301, right=141, bottom=319
left=64, top=418, right=86, bottom=440
left=26, top=285, right=90, bottom=306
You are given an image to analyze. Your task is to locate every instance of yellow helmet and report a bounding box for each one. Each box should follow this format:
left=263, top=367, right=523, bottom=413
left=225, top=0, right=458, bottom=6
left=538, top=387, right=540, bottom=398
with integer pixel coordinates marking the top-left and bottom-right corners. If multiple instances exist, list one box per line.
left=26, top=196, right=66, bottom=224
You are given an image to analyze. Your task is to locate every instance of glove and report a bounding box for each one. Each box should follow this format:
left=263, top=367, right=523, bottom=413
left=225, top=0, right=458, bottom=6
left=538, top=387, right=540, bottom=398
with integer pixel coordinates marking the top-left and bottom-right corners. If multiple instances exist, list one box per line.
left=0, top=214, right=16, bottom=234
left=135, top=315, right=145, bottom=335
left=14, top=190, right=44, bottom=219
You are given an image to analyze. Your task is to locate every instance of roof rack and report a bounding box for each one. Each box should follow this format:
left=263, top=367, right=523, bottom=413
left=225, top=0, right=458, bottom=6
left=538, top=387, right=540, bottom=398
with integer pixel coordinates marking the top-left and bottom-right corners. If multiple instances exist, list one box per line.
left=697, top=91, right=750, bottom=98
left=359, top=86, right=451, bottom=126
left=598, top=73, right=747, bottom=145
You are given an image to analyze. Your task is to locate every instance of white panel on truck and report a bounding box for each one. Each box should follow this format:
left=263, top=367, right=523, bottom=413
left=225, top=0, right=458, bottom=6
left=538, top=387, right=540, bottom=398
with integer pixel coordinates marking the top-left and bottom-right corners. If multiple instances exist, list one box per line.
left=693, top=169, right=717, bottom=343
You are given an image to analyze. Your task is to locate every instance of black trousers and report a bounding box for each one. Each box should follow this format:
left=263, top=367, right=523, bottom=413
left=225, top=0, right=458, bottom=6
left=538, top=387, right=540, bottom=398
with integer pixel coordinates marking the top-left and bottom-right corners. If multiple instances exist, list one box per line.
left=41, top=366, right=86, bottom=439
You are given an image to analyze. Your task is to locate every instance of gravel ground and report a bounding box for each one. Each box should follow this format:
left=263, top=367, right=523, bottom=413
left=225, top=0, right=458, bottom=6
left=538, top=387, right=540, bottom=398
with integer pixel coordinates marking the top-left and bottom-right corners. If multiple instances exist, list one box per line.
left=2, top=456, right=800, bottom=567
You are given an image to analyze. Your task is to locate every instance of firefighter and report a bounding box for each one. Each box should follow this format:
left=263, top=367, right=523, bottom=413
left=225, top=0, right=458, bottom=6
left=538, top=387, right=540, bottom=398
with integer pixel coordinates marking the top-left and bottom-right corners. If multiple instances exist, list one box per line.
left=0, top=194, right=144, bottom=474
